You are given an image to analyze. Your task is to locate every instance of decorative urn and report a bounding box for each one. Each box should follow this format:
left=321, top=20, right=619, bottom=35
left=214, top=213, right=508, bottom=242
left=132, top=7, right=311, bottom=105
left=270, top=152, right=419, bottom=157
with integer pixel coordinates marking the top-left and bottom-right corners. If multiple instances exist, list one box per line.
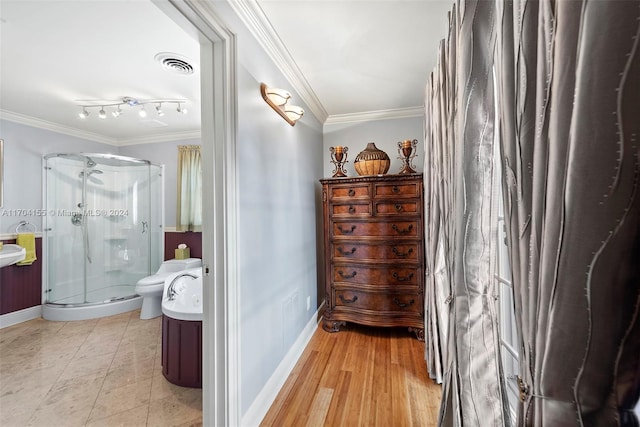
left=353, top=142, right=391, bottom=176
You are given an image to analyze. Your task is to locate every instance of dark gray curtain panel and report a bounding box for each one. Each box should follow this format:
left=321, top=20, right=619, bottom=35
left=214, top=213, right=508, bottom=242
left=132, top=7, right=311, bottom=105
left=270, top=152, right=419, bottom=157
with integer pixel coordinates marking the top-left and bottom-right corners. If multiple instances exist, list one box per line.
left=495, top=0, right=640, bottom=425
left=424, top=1, right=511, bottom=425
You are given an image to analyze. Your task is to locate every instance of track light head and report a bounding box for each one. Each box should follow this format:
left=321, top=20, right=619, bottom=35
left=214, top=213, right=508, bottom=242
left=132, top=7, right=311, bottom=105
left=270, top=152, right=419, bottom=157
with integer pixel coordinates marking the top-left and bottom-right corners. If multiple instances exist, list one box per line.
left=156, top=103, right=165, bottom=116
left=112, top=106, right=122, bottom=117
left=176, top=103, right=186, bottom=114
left=98, top=107, right=107, bottom=119
left=139, top=106, right=147, bottom=118
left=78, top=108, right=89, bottom=119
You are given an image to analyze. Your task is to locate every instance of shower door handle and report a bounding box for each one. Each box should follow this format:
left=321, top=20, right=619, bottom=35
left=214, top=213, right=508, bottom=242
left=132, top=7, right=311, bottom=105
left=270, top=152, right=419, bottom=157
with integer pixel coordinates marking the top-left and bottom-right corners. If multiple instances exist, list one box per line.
left=141, top=221, right=148, bottom=234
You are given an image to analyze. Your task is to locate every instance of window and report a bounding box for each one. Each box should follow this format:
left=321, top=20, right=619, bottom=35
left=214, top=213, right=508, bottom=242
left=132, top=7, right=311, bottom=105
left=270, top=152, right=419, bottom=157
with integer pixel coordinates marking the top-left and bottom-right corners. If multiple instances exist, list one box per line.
left=493, top=136, right=519, bottom=422
left=176, top=145, right=202, bottom=231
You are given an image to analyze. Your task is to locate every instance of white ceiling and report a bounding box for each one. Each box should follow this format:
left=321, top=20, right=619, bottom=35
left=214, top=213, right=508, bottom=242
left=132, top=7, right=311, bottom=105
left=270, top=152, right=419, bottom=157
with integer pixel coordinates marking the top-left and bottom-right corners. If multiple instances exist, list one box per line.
left=0, top=0, right=451, bottom=144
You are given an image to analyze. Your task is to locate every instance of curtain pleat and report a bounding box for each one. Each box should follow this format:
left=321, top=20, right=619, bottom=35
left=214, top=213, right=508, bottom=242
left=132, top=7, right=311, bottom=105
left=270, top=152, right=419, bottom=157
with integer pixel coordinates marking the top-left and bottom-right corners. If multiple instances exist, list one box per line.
left=176, top=145, right=202, bottom=232
left=424, top=1, right=511, bottom=425
left=496, top=0, right=640, bottom=425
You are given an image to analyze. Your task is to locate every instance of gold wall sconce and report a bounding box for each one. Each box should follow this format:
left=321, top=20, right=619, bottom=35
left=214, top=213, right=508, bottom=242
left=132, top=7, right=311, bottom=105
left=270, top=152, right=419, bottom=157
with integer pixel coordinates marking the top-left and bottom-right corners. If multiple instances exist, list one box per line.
left=260, top=83, right=304, bottom=126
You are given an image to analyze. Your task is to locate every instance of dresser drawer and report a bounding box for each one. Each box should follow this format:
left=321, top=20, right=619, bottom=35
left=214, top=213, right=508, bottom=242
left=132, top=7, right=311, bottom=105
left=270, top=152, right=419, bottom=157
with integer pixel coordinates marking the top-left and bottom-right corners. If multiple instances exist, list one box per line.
left=374, top=181, right=421, bottom=198
left=332, top=242, right=421, bottom=262
left=374, top=199, right=420, bottom=216
left=332, top=220, right=420, bottom=238
left=330, top=183, right=370, bottom=200
left=332, top=288, right=423, bottom=314
left=330, top=201, right=372, bottom=217
left=332, top=265, right=420, bottom=287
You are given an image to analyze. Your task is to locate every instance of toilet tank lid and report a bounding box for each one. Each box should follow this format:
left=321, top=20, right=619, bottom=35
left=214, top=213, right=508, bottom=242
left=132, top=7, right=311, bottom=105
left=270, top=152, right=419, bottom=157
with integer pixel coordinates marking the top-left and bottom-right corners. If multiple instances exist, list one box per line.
left=165, top=258, right=202, bottom=267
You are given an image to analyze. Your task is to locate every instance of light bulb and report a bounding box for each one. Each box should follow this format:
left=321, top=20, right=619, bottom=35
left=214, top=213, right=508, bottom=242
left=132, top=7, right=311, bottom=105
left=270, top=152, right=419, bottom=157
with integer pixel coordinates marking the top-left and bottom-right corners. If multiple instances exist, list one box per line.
left=139, top=106, right=147, bottom=118
left=98, top=107, right=106, bottom=119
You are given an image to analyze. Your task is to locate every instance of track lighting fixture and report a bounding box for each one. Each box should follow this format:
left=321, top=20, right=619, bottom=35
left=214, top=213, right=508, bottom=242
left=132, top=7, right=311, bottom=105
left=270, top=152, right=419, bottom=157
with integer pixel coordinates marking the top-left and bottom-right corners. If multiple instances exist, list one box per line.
left=260, top=82, right=304, bottom=126
left=76, top=96, right=188, bottom=120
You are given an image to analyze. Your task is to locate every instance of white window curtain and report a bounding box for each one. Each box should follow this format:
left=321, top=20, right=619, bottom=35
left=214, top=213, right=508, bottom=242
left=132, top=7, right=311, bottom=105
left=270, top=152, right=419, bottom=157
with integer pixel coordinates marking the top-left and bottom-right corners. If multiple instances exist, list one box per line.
left=176, top=145, right=202, bottom=232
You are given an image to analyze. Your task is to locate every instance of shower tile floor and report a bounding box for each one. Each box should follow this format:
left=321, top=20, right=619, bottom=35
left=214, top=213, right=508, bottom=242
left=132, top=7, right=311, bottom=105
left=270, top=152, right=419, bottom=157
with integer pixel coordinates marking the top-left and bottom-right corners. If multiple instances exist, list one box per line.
left=0, top=309, right=202, bottom=426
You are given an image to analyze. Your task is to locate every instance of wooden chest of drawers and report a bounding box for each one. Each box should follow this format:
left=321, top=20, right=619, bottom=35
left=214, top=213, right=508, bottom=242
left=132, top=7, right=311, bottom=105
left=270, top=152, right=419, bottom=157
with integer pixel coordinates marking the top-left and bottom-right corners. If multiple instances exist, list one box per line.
left=320, top=174, right=425, bottom=340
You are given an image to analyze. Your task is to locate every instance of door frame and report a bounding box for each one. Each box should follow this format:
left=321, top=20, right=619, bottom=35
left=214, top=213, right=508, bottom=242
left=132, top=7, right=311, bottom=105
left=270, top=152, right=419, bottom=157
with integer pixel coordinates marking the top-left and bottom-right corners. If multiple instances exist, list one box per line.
left=153, top=1, right=239, bottom=425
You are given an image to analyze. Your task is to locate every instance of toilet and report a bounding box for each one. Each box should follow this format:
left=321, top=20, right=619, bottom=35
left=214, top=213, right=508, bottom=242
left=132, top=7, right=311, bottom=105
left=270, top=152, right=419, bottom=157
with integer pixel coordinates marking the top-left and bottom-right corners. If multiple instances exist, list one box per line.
left=135, top=258, right=202, bottom=319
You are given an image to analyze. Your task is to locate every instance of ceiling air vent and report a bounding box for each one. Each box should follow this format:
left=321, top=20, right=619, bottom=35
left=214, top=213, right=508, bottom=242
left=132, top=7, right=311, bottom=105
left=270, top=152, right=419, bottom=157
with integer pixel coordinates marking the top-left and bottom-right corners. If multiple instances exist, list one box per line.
left=154, top=52, right=196, bottom=75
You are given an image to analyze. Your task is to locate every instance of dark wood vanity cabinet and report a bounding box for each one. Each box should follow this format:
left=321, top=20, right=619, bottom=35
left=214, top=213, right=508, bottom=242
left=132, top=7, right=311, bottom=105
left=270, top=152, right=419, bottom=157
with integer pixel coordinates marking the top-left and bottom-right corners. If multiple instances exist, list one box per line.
left=320, top=174, right=425, bottom=340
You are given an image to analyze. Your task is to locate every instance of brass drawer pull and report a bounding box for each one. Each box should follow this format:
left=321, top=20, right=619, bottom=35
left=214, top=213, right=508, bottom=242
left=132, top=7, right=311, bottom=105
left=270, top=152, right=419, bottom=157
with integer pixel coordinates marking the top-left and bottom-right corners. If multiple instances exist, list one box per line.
left=337, top=247, right=357, bottom=256
left=392, top=224, right=413, bottom=235
left=395, top=203, right=403, bottom=212
left=348, top=188, right=356, bottom=196
left=338, top=270, right=357, bottom=279
left=348, top=205, right=356, bottom=214
left=393, top=297, right=415, bottom=308
left=392, top=272, right=414, bottom=282
left=392, top=247, right=414, bottom=258
left=392, top=186, right=400, bottom=194
left=337, top=225, right=356, bottom=234
left=339, top=294, right=358, bottom=304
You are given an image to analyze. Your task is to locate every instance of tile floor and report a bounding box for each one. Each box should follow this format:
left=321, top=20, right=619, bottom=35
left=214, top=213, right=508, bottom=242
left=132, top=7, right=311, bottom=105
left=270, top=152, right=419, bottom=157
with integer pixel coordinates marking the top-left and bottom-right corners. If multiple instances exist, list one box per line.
left=0, top=309, right=202, bottom=427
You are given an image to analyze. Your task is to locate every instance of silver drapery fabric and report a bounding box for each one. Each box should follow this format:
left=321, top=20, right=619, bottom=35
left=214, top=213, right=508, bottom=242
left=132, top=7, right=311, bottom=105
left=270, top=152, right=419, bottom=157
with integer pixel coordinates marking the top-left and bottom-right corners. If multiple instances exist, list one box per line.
left=424, top=1, right=510, bottom=425
left=495, top=0, right=640, bottom=425
left=423, top=6, right=457, bottom=387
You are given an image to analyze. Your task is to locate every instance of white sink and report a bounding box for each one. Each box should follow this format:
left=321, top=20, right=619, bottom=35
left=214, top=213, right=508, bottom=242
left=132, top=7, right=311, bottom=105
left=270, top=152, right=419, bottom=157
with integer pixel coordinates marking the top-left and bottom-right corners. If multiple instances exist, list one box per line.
left=0, top=244, right=26, bottom=268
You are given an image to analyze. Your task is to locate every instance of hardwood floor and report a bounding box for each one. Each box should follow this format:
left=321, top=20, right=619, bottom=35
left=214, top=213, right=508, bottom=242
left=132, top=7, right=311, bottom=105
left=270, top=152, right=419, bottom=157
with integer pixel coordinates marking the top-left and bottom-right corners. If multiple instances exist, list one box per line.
left=261, top=323, right=442, bottom=427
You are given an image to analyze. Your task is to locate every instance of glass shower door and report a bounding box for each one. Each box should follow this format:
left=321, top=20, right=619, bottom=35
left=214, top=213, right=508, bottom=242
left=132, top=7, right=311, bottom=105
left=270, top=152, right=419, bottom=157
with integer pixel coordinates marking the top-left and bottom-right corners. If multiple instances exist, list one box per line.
left=44, top=155, right=88, bottom=304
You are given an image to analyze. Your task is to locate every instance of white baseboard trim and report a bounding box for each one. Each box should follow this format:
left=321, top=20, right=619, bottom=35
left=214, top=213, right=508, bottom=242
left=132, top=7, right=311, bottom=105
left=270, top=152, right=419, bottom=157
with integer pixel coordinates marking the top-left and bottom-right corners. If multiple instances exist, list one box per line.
left=0, top=305, right=42, bottom=329
left=241, top=304, right=323, bottom=426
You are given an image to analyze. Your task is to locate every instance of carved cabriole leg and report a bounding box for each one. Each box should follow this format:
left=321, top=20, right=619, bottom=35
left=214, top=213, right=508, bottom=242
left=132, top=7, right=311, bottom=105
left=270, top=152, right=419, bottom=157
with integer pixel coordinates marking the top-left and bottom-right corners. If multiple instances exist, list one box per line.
left=409, top=327, right=425, bottom=342
left=323, top=318, right=346, bottom=333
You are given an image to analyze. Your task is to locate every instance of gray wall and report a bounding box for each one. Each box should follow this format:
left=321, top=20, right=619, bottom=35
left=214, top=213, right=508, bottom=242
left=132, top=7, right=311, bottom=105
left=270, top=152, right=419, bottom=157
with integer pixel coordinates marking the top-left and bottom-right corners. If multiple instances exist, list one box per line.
left=323, top=116, right=424, bottom=178
left=214, top=3, right=325, bottom=414
left=0, top=119, right=116, bottom=235
left=120, top=138, right=199, bottom=228
left=0, top=119, right=194, bottom=234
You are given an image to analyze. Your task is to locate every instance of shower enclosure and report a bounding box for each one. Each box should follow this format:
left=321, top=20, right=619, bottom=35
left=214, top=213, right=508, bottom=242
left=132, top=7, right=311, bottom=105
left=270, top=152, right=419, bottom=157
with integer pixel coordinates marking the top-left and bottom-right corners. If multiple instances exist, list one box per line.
left=42, top=153, right=163, bottom=321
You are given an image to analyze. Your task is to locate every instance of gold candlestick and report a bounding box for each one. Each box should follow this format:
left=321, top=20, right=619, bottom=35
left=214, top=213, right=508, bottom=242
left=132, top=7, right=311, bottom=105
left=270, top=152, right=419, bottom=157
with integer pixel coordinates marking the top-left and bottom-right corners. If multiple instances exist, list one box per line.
left=398, top=139, right=418, bottom=174
left=330, top=146, right=348, bottom=177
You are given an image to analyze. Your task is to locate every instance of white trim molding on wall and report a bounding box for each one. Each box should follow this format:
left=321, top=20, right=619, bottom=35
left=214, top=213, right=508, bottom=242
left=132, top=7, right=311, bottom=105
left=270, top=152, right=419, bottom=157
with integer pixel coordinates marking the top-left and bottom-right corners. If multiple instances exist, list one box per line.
left=0, top=305, right=42, bottom=329
left=241, top=305, right=323, bottom=426
left=154, top=1, right=240, bottom=426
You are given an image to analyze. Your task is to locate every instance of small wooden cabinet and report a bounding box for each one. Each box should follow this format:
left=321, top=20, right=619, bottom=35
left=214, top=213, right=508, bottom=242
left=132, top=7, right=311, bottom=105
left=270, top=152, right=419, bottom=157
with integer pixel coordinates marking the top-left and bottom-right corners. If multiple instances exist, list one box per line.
left=320, top=174, right=425, bottom=340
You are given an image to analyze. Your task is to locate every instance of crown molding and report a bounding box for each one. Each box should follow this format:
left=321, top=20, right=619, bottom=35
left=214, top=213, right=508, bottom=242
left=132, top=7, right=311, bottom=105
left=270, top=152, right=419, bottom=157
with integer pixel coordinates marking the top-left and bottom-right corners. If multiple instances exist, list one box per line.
left=228, top=0, right=328, bottom=124
left=117, top=130, right=201, bottom=146
left=0, top=109, right=118, bottom=145
left=0, top=109, right=200, bottom=146
left=324, top=106, right=425, bottom=126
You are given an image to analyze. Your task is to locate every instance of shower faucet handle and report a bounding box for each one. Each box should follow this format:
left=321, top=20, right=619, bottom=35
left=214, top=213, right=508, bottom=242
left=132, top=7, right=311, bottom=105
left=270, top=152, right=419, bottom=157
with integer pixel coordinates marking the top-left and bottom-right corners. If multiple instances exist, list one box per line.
left=141, top=221, right=148, bottom=233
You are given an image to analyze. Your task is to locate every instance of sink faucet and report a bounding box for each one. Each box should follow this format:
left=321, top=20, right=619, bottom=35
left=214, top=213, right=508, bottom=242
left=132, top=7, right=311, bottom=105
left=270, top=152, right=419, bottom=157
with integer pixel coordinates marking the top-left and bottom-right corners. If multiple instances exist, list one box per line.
left=167, top=273, right=198, bottom=301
